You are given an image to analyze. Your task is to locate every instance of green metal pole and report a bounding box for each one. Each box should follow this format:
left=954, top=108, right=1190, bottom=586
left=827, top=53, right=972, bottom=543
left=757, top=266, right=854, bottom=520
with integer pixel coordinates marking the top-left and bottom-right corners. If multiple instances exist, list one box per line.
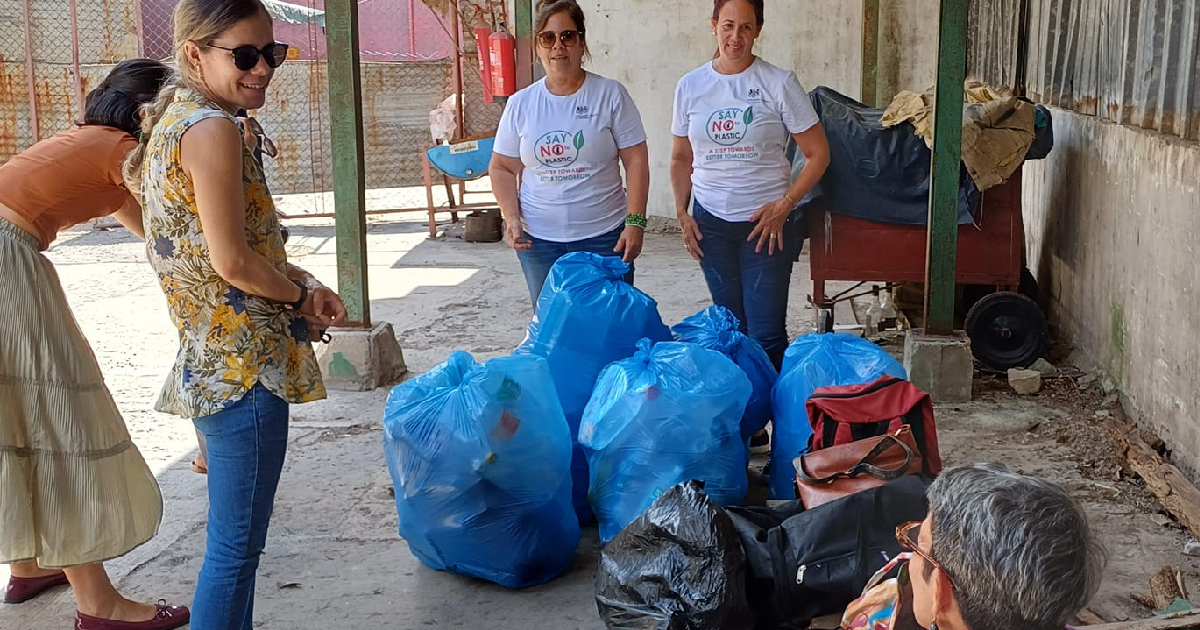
left=861, top=0, right=880, bottom=107
left=923, top=0, right=968, bottom=335
left=324, top=0, right=370, bottom=327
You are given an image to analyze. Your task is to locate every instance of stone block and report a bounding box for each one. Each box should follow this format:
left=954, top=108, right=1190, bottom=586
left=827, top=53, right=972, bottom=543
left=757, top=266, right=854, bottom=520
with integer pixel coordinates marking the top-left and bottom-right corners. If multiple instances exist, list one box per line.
left=316, top=322, right=408, bottom=392
left=1007, top=368, right=1043, bottom=395
left=903, top=329, right=973, bottom=403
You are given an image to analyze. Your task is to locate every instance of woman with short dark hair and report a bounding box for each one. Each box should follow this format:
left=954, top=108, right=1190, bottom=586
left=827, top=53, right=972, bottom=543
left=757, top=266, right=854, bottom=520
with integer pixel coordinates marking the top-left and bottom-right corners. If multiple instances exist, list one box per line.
left=0, top=58, right=191, bottom=630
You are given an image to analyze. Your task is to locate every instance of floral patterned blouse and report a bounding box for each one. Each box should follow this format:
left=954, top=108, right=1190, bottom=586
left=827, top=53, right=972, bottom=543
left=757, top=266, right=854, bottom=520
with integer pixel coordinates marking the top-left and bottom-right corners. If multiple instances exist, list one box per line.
left=141, top=89, right=325, bottom=418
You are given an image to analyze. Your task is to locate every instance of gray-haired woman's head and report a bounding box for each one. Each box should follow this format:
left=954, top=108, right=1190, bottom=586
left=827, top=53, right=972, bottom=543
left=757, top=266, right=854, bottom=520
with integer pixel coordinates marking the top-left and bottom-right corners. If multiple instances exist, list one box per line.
left=918, top=464, right=1105, bottom=630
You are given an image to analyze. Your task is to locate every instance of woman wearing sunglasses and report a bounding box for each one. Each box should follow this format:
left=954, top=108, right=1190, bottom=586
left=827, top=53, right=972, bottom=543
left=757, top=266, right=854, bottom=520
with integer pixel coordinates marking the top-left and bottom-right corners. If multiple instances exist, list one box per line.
left=490, top=0, right=651, bottom=306
left=0, top=59, right=191, bottom=629
left=872, top=464, right=1104, bottom=630
left=124, top=0, right=347, bottom=627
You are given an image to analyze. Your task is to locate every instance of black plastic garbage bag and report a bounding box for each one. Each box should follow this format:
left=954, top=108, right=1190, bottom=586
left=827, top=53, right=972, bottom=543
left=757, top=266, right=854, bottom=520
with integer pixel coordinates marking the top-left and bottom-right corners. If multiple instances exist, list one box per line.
left=595, top=481, right=756, bottom=630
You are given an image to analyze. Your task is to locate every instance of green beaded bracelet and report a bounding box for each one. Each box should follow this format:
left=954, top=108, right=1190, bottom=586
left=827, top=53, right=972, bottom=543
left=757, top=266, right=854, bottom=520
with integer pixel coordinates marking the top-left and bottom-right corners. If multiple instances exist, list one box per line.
left=625, top=213, right=648, bottom=228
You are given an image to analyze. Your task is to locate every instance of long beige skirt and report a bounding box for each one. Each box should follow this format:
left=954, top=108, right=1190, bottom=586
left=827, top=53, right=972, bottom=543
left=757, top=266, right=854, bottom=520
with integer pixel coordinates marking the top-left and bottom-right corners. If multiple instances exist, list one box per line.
left=0, top=217, right=162, bottom=568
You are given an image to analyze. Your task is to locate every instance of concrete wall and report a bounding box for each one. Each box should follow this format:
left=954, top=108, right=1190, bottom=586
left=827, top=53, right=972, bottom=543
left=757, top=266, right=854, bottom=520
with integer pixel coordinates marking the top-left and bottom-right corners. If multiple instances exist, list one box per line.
left=1023, top=109, right=1200, bottom=475
left=570, top=0, right=938, bottom=218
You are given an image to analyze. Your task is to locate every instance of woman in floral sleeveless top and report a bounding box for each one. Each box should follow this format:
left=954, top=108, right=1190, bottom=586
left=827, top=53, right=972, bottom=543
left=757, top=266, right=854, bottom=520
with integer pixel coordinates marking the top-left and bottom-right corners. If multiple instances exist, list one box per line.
left=124, top=0, right=347, bottom=627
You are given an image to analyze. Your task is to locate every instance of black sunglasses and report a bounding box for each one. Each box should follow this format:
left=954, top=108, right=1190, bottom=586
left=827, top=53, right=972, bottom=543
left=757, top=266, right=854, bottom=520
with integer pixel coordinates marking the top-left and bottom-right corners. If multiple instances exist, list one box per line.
left=536, top=30, right=583, bottom=48
left=205, top=42, right=290, bottom=71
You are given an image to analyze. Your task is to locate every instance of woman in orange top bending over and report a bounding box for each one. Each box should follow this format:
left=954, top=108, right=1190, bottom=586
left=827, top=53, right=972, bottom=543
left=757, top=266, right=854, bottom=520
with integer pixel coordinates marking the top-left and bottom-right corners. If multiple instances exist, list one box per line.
left=0, top=59, right=190, bottom=630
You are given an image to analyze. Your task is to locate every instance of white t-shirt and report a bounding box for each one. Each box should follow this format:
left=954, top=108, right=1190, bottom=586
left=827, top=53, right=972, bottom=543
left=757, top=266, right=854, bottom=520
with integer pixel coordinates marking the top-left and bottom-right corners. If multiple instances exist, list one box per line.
left=672, top=57, right=820, bottom=222
left=494, top=72, right=647, bottom=242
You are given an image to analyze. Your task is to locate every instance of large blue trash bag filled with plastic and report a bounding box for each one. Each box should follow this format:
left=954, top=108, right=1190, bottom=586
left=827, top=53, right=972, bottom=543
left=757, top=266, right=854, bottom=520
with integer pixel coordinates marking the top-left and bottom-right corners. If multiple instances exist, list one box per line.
left=672, top=305, right=778, bottom=442
left=768, top=333, right=907, bottom=499
left=516, top=252, right=672, bottom=524
left=382, top=351, right=581, bottom=588
left=580, top=339, right=753, bottom=543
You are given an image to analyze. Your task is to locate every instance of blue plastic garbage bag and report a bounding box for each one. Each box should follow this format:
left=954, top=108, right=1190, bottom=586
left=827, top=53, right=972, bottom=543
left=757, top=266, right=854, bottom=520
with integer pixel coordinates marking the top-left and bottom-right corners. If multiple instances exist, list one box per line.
left=382, top=351, right=581, bottom=588
left=580, top=339, right=753, bottom=543
left=516, top=252, right=672, bottom=524
left=768, top=333, right=907, bottom=499
left=672, top=306, right=778, bottom=442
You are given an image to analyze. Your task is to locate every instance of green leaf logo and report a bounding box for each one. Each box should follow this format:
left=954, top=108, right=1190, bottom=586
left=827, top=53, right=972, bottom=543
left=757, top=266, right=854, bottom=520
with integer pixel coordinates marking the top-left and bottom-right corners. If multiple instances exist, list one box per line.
left=573, top=130, right=585, bottom=149
left=743, top=107, right=754, bottom=125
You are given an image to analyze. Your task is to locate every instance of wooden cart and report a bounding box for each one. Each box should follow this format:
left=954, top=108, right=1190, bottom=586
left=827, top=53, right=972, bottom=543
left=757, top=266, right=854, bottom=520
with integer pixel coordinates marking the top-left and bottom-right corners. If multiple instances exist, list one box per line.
left=807, top=167, right=1047, bottom=369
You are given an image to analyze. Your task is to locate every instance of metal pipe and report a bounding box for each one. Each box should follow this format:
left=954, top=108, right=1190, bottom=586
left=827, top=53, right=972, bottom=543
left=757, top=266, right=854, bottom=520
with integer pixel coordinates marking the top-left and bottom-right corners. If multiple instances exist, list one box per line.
left=21, top=0, right=39, bottom=140
left=450, top=0, right=465, bottom=137
left=408, top=0, right=417, bottom=57
left=861, top=0, right=880, bottom=107
left=134, top=0, right=146, bottom=56
left=69, top=0, right=85, bottom=122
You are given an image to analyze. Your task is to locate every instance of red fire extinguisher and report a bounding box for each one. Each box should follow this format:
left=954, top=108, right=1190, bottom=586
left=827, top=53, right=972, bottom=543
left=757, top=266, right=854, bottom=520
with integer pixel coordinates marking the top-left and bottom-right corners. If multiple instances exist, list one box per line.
left=473, top=27, right=495, bottom=104
left=489, top=26, right=517, bottom=100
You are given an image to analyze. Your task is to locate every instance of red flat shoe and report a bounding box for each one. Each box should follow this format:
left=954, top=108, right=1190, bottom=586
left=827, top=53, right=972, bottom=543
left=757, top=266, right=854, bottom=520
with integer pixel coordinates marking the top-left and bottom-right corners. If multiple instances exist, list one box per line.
left=75, top=602, right=190, bottom=630
left=3, top=571, right=69, bottom=604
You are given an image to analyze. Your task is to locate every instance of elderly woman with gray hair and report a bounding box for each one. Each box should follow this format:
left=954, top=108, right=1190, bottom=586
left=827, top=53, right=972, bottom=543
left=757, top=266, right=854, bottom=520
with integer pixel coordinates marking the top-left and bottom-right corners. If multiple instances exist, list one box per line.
left=851, top=464, right=1107, bottom=630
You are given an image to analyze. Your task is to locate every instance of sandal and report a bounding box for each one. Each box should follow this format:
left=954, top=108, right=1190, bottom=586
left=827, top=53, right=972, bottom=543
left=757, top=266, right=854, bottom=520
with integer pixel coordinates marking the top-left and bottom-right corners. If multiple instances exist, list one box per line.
left=190, top=457, right=207, bottom=475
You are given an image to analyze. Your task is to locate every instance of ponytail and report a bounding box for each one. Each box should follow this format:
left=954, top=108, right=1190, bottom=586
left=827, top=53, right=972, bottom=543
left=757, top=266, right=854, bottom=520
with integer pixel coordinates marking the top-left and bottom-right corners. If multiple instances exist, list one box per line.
left=123, top=79, right=181, bottom=196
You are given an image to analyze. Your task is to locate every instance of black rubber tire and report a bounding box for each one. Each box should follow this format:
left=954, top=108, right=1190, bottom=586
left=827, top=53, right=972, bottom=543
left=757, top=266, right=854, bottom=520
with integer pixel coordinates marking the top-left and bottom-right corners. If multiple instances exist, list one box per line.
left=964, top=291, right=1048, bottom=369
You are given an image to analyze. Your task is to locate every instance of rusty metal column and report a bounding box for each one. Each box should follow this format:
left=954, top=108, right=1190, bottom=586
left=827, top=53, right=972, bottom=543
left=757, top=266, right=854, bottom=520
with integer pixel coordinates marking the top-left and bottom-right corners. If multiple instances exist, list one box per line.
left=68, top=0, right=84, bottom=119
left=324, top=0, right=370, bottom=326
left=21, top=0, right=39, bottom=141
left=923, top=0, right=969, bottom=334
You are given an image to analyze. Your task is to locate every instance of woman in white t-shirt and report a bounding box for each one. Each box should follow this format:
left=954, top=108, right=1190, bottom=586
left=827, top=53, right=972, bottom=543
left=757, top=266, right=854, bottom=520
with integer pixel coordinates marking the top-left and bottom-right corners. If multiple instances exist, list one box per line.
left=670, top=0, right=830, bottom=373
left=490, top=0, right=651, bottom=306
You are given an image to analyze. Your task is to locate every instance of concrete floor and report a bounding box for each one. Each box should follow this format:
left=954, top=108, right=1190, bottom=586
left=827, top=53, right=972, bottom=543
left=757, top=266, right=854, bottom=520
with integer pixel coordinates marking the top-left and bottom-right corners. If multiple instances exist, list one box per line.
left=2, top=213, right=1194, bottom=629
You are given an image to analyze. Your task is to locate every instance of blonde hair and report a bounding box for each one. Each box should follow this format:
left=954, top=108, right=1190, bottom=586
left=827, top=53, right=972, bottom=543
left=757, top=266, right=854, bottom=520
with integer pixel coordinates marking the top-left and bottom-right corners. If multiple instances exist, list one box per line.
left=123, top=0, right=268, bottom=194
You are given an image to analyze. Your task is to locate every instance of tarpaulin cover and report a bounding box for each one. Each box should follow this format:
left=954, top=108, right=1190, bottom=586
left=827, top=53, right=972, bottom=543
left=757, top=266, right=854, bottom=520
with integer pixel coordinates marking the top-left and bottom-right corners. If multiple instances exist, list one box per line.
left=792, top=86, right=978, bottom=225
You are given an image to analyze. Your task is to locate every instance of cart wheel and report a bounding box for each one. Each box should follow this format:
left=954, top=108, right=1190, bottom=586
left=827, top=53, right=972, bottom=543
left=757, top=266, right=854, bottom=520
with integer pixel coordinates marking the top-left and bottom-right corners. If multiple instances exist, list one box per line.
left=964, top=291, right=1047, bottom=370
left=817, top=308, right=834, bottom=334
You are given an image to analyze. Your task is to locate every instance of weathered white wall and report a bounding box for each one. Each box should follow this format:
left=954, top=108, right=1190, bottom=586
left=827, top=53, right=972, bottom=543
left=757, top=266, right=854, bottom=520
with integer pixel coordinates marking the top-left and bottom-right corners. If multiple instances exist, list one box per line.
left=1023, top=110, right=1200, bottom=476
left=567, top=0, right=942, bottom=218
left=577, top=0, right=863, bottom=217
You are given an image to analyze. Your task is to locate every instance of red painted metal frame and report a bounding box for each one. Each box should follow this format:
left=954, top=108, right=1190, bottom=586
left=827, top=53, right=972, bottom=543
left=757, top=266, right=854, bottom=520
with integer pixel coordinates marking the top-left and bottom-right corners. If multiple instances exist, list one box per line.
left=809, top=168, right=1025, bottom=308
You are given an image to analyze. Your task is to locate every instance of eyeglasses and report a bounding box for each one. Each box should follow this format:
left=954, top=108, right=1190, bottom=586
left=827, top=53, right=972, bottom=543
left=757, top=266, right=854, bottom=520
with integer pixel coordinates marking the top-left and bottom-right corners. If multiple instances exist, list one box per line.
left=536, top=30, right=583, bottom=48
left=895, top=521, right=956, bottom=589
left=205, top=42, right=290, bottom=71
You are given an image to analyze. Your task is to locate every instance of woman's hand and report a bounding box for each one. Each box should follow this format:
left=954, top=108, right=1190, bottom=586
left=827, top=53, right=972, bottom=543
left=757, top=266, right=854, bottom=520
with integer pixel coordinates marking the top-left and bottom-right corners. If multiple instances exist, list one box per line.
left=678, top=211, right=703, bottom=261
left=748, top=198, right=793, bottom=255
left=614, top=225, right=644, bottom=263
left=301, top=285, right=348, bottom=329
left=504, top=216, right=532, bottom=251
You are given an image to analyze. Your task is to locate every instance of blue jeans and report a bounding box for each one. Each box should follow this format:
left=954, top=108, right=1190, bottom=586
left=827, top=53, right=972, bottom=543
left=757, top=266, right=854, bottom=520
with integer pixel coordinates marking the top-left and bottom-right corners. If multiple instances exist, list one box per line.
left=515, top=226, right=633, bottom=306
left=694, top=201, right=805, bottom=370
left=191, top=383, right=289, bottom=630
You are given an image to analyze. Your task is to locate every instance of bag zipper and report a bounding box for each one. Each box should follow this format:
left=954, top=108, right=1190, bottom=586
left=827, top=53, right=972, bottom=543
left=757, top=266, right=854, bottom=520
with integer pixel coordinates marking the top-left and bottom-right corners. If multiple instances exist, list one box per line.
left=808, top=376, right=904, bottom=401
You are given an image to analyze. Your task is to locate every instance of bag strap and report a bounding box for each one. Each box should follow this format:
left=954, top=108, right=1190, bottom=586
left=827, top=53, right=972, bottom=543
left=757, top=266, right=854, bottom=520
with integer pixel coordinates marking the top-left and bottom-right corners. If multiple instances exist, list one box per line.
left=798, top=436, right=914, bottom=485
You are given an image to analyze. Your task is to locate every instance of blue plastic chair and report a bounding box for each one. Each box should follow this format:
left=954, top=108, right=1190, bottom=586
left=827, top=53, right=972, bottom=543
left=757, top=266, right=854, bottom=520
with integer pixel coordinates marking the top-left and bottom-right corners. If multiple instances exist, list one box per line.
left=422, top=136, right=496, bottom=238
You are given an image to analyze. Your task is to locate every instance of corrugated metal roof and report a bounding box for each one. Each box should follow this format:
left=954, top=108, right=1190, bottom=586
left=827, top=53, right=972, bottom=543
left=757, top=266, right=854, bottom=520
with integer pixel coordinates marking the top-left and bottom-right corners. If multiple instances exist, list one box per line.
left=968, top=0, right=1200, bottom=141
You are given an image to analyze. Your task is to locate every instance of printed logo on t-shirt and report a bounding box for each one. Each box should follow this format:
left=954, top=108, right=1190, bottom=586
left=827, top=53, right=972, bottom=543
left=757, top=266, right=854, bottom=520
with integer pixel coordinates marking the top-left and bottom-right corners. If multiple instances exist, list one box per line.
left=706, top=107, right=755, bottom=146
left=747, top=87, right=763, bottom=103
left=574, top=105, right=591, bottom=119
left=535, top=130, right=586, bottom=168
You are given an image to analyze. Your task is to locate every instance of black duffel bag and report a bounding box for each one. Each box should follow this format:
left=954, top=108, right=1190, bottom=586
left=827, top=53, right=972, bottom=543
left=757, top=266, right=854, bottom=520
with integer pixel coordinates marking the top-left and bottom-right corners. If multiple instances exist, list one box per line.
left=727, top=475, right=931, bottom=630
